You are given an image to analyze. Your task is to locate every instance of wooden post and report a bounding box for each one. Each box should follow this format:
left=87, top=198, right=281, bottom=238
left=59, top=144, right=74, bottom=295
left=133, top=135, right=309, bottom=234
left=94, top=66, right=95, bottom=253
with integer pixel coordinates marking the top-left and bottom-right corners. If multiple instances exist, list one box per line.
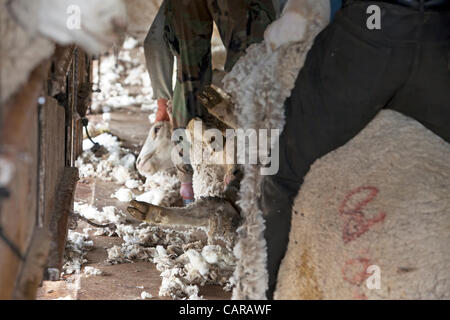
left=0, top=61, right=50, bottom=300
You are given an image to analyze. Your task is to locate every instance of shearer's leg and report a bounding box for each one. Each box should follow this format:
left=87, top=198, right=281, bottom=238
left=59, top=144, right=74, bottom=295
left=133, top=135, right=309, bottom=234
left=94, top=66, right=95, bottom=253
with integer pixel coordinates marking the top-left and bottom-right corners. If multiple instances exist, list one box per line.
left=213, top=0, right=276, bottom=72
left=144, top=0, right=174, bottom=122
left=164, top=0, right=214, bottom=130
left=386, top=23, right=450, bottom=142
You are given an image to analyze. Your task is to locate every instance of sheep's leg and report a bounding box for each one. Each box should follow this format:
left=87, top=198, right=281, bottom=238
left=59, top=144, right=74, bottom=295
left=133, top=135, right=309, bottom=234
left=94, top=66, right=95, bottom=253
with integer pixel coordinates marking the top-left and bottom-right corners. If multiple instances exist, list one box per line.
left=127, top=198, right=240, bottom=242
left=127, top=200, right=209, bottom=227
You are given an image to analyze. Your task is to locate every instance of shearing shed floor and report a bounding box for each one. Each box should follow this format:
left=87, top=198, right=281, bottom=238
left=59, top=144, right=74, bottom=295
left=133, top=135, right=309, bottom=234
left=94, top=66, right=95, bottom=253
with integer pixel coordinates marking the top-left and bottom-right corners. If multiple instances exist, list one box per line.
left=37, top=108, right=231, bottom=300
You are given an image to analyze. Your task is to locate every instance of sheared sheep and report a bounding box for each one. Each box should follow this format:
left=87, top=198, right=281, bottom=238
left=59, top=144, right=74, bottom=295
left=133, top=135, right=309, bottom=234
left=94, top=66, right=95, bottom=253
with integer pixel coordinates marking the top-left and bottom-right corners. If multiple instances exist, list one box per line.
left=133, top=108, right=241, bottom=244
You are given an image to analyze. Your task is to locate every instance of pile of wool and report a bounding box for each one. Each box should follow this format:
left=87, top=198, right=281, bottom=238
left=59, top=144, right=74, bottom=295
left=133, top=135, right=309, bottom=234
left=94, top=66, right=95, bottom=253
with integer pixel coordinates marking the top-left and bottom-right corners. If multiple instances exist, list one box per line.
left=108, top=169, right=181, bottom=207
left=83, top=266, right=104, bottom=277
left=76, top=132, right=142, bottom=186
left=152, top=244, right=235, bottom=300
left=90, top=36, right=157, bottom=114
left=105, top=221, right=236, bottom=299
left=105, top=223, right=188, bottom=264
left=62, top=230, right=93, bottom=275
left=135, top=170, right=181, bottom=207
left=140, top=291, right=153, bottom=300
left=112, top=187, right=135, bottom=202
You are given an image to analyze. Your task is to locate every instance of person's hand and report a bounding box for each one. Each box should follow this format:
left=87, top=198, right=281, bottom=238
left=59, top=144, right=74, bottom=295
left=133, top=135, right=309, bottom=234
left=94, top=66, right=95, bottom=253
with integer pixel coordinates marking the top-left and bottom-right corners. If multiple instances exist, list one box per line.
left=155, top=98, right=170, bottom=122
left=264, top=12, right=309, bottom=52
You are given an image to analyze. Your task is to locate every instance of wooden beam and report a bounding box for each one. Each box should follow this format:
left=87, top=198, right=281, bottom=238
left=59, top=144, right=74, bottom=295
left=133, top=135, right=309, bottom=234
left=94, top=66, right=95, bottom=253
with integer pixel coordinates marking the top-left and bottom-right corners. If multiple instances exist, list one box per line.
left=45, top=167, right=79, bottom=279
left=0, top=61, right=50, bottom=300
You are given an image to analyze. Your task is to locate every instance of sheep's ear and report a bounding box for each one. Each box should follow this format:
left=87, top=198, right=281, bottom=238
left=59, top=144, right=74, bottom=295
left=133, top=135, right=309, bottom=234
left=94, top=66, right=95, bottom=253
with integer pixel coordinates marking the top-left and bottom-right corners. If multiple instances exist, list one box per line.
left=7, top=0, right=39, bottom=36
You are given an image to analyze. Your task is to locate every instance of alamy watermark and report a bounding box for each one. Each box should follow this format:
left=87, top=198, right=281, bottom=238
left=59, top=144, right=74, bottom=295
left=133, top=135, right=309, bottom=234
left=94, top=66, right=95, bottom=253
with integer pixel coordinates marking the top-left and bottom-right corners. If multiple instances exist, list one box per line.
left=66, top=5, right=81, bottom=30
left=366, top=265, right=381, bottom=290
left=367, top=5, right=381, bottom=30
left=170, top=120, right=281, bottom=176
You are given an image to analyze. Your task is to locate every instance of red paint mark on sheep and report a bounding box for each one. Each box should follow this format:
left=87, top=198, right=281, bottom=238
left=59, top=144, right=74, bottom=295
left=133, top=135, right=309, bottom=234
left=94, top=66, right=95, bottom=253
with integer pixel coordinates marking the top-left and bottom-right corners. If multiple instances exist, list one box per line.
left=339, top=186, right=386, bottom=243
left=342, top=257, right=371, bottom=285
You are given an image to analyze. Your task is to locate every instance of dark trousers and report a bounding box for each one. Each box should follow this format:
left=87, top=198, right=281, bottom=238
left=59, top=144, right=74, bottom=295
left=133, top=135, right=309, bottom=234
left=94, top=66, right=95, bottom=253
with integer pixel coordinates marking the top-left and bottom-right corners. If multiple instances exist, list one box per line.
left=261, top=1, right=450, bottom=299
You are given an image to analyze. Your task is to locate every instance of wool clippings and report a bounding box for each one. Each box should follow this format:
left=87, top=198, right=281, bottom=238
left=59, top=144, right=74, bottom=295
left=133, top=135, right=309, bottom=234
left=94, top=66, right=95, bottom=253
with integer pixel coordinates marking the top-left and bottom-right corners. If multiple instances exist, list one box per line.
left=62, top=231, right=94, bottom=276
left=140, top=291, right=153, bottom=299
left=83, top=266, right=104, bottom=277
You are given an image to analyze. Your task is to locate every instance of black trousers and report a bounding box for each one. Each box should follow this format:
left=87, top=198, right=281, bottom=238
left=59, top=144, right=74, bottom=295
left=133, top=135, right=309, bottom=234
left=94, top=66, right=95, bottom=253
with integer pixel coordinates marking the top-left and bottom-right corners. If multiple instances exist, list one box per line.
left=261, top=1, right=450, bottom=299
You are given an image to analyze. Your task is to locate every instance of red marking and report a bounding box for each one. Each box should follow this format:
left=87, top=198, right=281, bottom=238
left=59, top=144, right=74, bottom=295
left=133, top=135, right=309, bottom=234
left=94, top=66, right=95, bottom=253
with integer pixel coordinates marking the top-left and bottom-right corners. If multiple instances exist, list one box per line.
left=339, top=186, right=386, bottom=243
left=342, top=257, right=371, bottom=285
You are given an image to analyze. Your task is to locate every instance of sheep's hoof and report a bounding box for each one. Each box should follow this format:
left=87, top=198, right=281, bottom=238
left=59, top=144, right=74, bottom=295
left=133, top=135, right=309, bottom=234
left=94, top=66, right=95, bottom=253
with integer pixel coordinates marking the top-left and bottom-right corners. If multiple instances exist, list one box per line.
left=127, top=200, right=165, bottom=224
left=127, top=200, right=150, bottom=221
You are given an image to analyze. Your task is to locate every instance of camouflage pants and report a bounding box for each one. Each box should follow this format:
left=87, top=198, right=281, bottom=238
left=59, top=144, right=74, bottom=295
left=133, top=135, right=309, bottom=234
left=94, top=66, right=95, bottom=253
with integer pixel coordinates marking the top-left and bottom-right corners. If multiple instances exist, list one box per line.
left=164, top=0, right=275, bottom=129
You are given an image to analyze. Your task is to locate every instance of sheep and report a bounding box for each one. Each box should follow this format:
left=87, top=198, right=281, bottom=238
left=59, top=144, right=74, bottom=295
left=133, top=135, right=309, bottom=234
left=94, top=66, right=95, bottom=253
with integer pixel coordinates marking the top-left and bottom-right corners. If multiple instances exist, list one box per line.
left=275, top=110, right=450, bottom=299
left=133, top=109, right=241, bottom=244
left=136, top=121, right=174, bottom=176
left=136, top=112, right=235, bottom=200
left=1, top=0, right=127, bottom=104
left=137, top=85, right=238, bottom=202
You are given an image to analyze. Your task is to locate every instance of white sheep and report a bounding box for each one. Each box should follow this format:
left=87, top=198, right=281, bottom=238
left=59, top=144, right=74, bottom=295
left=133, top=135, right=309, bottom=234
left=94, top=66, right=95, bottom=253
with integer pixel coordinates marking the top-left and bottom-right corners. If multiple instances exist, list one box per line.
left=275, top=110, right=450, bottom=299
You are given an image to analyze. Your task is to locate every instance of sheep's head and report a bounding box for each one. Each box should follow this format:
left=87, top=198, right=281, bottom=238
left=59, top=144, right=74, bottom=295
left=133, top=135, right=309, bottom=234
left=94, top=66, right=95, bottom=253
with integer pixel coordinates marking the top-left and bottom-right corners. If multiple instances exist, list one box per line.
left=8, top=0, right=128, bottom=54
left=136, top=121, right=174, bottom=177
